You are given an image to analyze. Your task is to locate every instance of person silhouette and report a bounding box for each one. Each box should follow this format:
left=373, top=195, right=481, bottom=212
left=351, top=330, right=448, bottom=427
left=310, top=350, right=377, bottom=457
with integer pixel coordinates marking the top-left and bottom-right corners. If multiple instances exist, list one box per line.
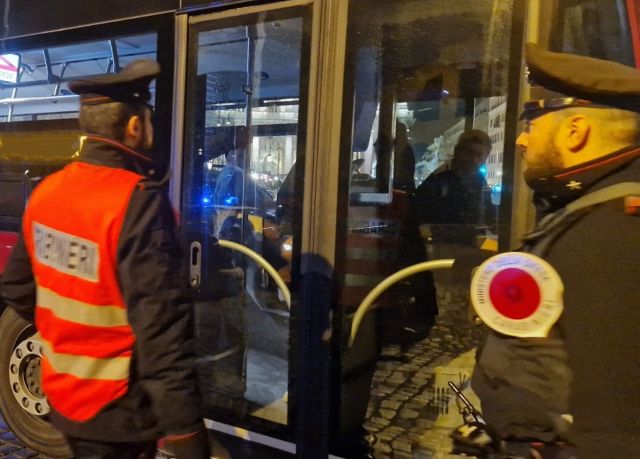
left=415, top=129, right=491, bottom=225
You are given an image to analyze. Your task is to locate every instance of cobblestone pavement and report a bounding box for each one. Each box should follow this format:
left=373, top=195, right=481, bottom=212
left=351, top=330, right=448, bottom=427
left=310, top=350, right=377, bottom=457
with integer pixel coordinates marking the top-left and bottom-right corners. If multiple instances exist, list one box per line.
left=0, top=286, right=485, bottom=459
left=364, top=284, right=487, bottom=459
left=0, top=416, right=51, bottom=458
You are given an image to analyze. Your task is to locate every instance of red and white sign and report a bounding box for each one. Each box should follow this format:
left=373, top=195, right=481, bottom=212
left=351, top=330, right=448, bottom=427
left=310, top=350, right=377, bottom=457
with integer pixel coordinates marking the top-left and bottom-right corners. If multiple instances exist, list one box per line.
left=470, top=252, right=563, bottom=337
left=0, top=54, right=20, bottom=83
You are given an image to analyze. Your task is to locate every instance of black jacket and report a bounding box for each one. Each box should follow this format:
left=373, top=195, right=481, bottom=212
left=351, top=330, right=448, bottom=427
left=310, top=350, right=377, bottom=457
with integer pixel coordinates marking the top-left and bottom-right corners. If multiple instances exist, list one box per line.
left=545, top=157, right=640, bottom=458
left=1, top=136, right=203, bottom=442
left=415, top=168, right=491, bottom=226
left=473, top=151, right=640, bottom=457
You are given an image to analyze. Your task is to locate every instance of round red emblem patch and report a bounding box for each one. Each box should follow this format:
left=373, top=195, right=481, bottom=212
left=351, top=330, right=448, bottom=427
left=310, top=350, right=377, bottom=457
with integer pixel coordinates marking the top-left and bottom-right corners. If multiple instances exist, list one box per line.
left=489, top=268, right=541, bottom=320
left=471, top=252, right=564, bottom=337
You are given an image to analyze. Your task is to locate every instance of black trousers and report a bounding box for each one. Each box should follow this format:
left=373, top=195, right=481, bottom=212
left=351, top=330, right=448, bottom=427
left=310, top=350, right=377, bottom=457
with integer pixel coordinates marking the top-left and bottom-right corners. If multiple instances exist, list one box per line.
left=65, top=436, right=156, bottom=459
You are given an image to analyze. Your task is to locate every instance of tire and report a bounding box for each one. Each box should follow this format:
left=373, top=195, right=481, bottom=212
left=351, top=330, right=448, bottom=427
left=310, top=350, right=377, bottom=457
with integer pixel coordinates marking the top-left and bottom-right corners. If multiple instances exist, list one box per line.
left=0, top=308, right=72, bottom=458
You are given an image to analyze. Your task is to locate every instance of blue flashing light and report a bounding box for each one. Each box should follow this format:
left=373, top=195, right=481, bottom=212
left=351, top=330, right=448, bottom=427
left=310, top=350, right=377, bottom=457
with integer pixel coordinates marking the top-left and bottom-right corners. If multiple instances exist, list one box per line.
left=224, top=196, right=239, bottom=206
left=479, top=165, right=487, bottom=176
left=490, top=184, right=502, bottom=205
left=201, top=197, right=211, bottom=204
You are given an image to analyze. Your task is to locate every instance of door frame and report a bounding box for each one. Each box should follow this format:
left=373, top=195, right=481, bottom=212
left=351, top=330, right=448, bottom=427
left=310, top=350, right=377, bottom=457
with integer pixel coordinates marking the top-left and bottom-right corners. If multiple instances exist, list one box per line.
left=169, top=0, right=349, bottom=455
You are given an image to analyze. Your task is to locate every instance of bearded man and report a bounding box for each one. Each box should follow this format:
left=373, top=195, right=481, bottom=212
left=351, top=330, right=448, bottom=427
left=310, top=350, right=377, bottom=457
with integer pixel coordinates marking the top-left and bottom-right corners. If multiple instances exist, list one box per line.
left=1, top=60, right=210, bottom=459
left=471, top=43, right=640, bottom=459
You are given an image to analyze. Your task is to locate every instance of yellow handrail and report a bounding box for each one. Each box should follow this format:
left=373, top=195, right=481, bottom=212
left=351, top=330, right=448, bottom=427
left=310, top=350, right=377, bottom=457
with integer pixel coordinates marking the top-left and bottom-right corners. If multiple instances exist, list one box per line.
left=348, top=259, right=455, bottom=347
left=217, top=239, right=291, bottom=309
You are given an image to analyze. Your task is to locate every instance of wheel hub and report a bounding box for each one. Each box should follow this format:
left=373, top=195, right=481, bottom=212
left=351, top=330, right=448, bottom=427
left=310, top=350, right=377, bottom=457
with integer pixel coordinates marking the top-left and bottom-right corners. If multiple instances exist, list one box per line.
left=8, top=337, right=50, bottom=416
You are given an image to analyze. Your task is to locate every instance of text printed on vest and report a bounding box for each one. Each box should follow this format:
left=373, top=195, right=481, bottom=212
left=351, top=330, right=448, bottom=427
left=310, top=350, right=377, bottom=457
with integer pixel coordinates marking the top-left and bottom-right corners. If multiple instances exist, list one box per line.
left=33, top=222, right=100, bottom=282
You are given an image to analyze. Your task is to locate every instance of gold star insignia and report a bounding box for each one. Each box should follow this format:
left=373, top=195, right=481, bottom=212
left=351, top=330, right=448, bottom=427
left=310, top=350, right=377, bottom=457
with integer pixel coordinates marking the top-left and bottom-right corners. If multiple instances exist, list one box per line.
left=567, top=180, right=582, bottom=190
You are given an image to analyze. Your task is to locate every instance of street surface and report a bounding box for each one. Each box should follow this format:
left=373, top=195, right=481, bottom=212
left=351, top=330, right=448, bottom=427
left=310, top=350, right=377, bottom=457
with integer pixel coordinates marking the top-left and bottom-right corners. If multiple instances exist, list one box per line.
left=0, top=284, right=483, bottom=459
left=364, top=283, right=485, bottom=458
left=0, top=417, right=46, bottom=458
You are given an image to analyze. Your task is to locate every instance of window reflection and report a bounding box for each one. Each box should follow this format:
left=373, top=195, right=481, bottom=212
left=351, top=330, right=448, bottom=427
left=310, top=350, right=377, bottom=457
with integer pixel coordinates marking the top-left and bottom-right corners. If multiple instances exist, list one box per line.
left=0, top=33, right=158, bottom=235
left=544, top=0, right=635, bottom=67
left=0, top=33, right=157, bottom=122
left=337, top=0, right=514, bottom=456
left=183, top=11, right=308, bottom=428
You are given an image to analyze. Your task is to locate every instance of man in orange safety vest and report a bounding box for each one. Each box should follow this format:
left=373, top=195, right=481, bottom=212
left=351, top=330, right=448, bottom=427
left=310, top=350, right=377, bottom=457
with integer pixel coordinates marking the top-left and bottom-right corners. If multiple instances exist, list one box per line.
left=2, top=60, right=210, bottom=459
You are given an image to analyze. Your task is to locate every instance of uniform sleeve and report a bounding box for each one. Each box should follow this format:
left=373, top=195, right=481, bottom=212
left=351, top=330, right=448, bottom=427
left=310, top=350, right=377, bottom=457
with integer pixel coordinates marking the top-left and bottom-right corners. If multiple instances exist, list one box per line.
left=549, top=201, right=640, bottom=456
left=117, top=185, right=203, bottom=436
left=1, top=234, right=36, bottom=322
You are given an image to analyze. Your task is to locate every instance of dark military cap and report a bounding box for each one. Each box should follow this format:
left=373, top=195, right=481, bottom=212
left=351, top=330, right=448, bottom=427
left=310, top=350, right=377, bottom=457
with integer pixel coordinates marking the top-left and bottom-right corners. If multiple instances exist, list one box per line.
left=69, top=59, right=160, bottom=105
left=521, top=43, right=640, bottom=119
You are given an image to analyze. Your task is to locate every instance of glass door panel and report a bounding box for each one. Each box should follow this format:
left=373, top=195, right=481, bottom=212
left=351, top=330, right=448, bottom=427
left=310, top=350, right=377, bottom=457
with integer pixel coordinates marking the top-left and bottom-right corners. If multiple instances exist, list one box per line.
left=336, top=0, right=518, bottom=456
left=181, top=5, right=310, bottom=434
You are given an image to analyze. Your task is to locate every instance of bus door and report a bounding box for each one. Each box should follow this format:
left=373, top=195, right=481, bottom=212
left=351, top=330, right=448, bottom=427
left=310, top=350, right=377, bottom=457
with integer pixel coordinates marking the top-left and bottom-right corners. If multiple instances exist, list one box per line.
left=179, top=2, right=312, bottom=455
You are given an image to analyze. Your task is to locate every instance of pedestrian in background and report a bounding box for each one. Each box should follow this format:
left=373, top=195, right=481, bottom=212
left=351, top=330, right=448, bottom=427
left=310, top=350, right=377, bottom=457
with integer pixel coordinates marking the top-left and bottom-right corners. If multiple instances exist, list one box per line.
left=415, top=129, right=492, bottom=228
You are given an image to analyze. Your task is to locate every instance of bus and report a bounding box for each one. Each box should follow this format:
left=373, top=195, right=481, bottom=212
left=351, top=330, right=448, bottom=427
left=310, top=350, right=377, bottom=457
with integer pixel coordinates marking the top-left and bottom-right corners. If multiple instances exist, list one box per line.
left=0, top=0, right=636, bottom=457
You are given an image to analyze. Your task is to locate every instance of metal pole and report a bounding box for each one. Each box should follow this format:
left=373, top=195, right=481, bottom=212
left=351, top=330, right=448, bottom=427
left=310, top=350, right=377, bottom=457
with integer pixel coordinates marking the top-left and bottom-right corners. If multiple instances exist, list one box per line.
left=7, top=67, right=23, bottom=122
left=240, top=25, right=257, bottom=242
left=0, top=94, right=78, bottom=105
left=53, top=63, right=69, bottom=96
left=43, top=49, right=54, bottom=83
left=243, top=25, right=256, bottom=134
left=109, top=39, right=120, bottom=73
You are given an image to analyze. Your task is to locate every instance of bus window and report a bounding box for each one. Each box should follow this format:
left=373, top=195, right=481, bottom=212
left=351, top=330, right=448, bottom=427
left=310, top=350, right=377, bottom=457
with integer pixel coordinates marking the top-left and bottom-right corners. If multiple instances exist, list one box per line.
left=0, top=33, right=157, bottom=123
left=335, top=0, right=517, bottom=456
left=0, top=33, right=158, bottom=179
left=541, top=0, right=636, bottom=67
left=0, top=32, right=158, bottom=231
left=181, top=7, right=310, bottom=428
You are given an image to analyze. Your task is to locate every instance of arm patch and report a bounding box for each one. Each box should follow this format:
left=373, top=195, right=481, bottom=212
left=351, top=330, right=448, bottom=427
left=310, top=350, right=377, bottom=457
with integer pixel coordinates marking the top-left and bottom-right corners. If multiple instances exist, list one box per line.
left=624, top=195, right=640, bottom=216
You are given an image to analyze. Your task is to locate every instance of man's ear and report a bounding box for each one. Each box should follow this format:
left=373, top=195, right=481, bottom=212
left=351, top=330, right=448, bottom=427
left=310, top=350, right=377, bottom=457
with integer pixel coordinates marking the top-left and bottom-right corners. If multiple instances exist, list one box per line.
left=125, top=115, right=142, bottom=143
left=564, top=114, right=590, bottom=152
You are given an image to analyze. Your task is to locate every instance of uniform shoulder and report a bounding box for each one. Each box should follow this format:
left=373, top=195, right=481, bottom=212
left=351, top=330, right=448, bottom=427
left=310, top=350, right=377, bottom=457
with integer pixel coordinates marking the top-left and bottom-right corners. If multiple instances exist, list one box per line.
left=623, top=195, right=640, bottom=216
left=130, top=180, right=172, bottom=212
left=573, top=195, right=640, bottom=238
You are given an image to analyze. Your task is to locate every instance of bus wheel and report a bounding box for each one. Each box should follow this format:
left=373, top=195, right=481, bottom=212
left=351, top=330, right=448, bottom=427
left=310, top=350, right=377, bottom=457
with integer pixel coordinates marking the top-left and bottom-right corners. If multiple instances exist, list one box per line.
left=0, top=308, right=71, bottom=458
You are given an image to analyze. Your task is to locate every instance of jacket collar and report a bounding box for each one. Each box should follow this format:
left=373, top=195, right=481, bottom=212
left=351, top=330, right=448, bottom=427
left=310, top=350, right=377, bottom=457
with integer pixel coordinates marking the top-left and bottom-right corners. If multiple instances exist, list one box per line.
left=531, top=145, right=640, bottom=213
left=75, top=135, right=160, bottom=179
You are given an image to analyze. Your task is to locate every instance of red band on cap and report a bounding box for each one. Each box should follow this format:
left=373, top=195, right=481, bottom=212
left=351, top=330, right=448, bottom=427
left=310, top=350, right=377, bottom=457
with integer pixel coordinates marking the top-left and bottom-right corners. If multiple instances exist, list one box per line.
left=79, top=96, right=114, bottom=105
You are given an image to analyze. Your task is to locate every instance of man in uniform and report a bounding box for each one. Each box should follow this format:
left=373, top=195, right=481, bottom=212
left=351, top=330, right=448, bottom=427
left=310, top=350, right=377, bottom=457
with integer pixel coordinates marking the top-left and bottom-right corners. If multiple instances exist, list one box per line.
left=1, top=60, right=210, bottom=458
left=471, top=44, right=640, bottom=458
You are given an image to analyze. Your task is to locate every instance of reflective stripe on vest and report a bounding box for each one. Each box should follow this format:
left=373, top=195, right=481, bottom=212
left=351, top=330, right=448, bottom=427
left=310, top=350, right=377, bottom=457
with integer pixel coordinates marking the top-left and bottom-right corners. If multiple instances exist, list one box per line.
left=22, top=161, right=143, bottom=422
left=40, top=339, right=130, bottom=381
left=37, top=286, right=129, bottom=327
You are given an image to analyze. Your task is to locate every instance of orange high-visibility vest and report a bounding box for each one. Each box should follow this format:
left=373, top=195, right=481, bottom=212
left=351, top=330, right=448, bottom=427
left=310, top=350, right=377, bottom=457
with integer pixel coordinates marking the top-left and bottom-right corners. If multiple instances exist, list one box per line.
left=22, top=161, right=143, bottom=422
